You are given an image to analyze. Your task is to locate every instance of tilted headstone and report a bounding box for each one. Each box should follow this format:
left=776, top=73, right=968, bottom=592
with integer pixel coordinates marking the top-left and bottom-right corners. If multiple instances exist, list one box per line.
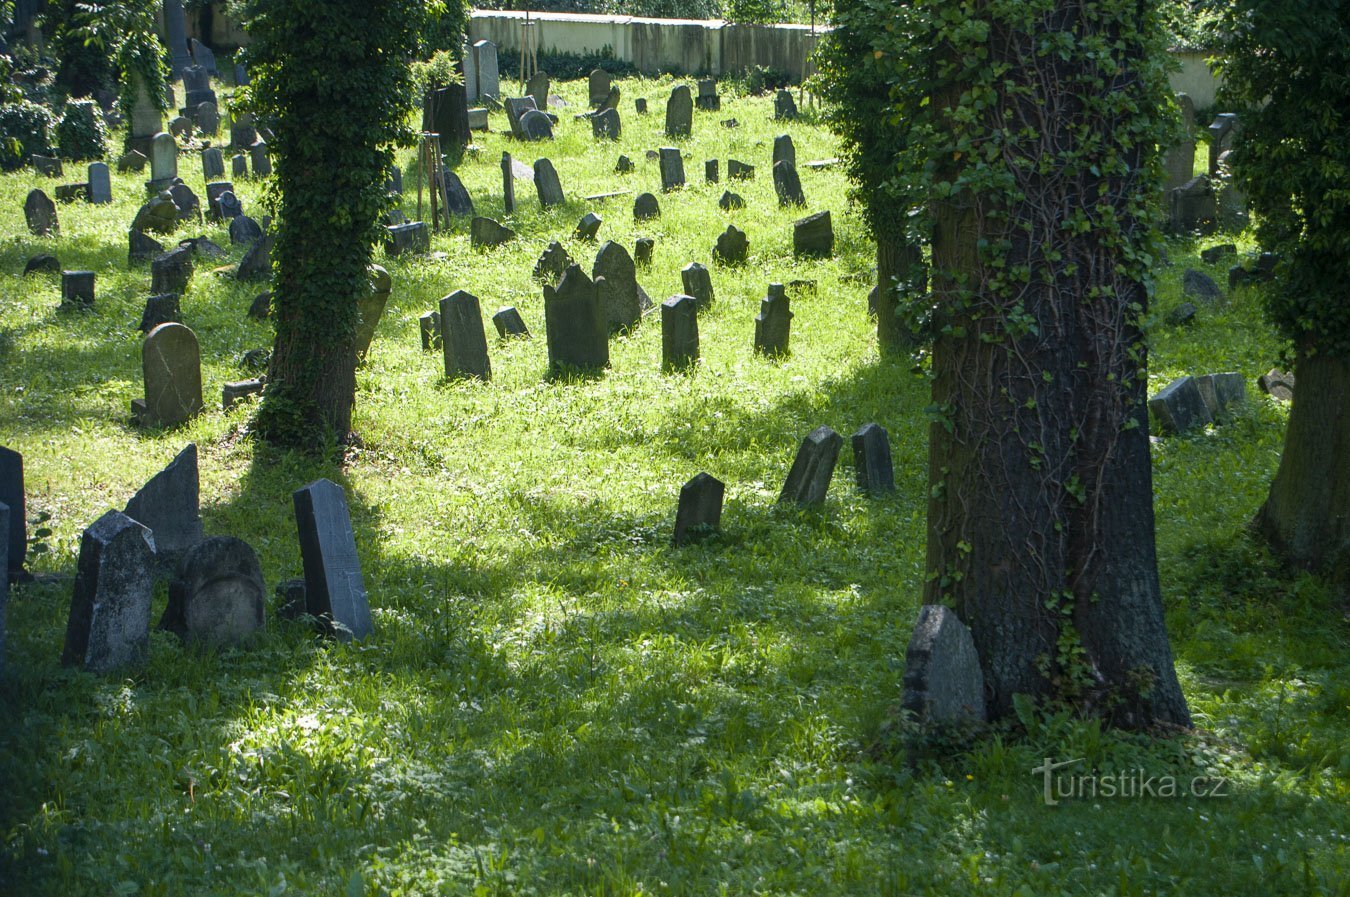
left=681, top=263, right=714, bottom=310
left=1165, top=302, right=1197, bottom=327
left=501, top=151, right=516, bottom=214
left=231, top=153, right=249, bottom=178
left=615, top=154, right=634, bottom=174
left=592, top=107, right=621, bottom=140
left=123, top=443, right=203, bottom=570
left=1182, top=268, right=1224, bottom=306
left=440, top=170, right=475, bottom=219
left=778, top=426, right=842, bottom=507
left=248, top=291, right=271, bottom=320
left=168, top=182, right=201, bottom=222
left=597, top=85, right=621, bottom=114
left=87, top=162, right=111, bottom=204
left=190, top=37, right=218, bottom=75
left=714, top=225, right=749, bottom=265
left=1259, top=369, right=1294, bottom=402
left=128, top=229, right=165, bottom=265
left=472, top=40, right=500, bottom=102
left=151, top=244, right=194, bottom=296
left=901, top=604, right=987, bottom=724
left=593, top=241, right=643, bottom=332
left=634, top=192, right=660, bottom=221
left=470, top=216, right=515, bottom=249
left=419, top=310, right=441, bottom=351
left=1169, top=175, right=1216, bottom=233
left=159, top=537, right=265, bottom=645
left=705, top=159, right=719, bottom=183
left=61, top=510, right=156, bottom=673
left=118, top=150, right=149, bottom=173
left=384, top=221, right=430, bottom=256
left=354, top=265, right=392, bottom=362
left=229, top=215, right=263, bottom=247
left=534, top=240, right=573, bottom=282
left=634, top=238, right=654, bottom=267
left=182, top=65, right=215, bottom=109
left=1148, top=375, right=1212, bottom=435
left=0, top=448, right=26, bottom=583
left=439, top=289, right=492, bottom=381
left=23, top=254, right=59, bottom=276
left=249, top=140, right=272, bottom=178
left=774, top=89, right=799, bottom=120
left=673, top=472, right=724, bottom=545
left=793, top=210, right=833, bottom=258
left=201, top=147, right=225, bottom=181
left=661, top=295, right=699, bottom=372
left=589, top=69, right=611, bottom=108
left=659, top=147, right=685, bottom=192
left=534, top=158, right=565, bottom=207
left=754, top=283, right=792, bottom=357
left=1200, top=243, right=1236, bottom=265
left=665, top=84, right=693, bottom=138
left=504, top=95, right=538, bottom=139
left=772, top=133, right=796, bottom=169
left=852, top=423, right=895, bottom=495
left=1194, top=372, right=1246, bottom=419
left=528, top=71, right=550, bottom=110
left=133, top=323, right=203, bottom=428
left=293, top=478, right=372, bottom=642
left=544, top=264, right=609, bottom=376
left=24, top=189, right=58, bottom=236
left=493, top=306, right=529, bottom=338
left=60, top=270, right=95, bottom=308
left=163, top=0, right=192, bottom=78
left=132, top=191, right=180, bottom=234
left=574, top=212, right=603, bottom=241
left=139, top=293, right=181, bottom=332
left=149, top=132, right=178, bottom=185
left=204, top=181, right=234, bottom=220
left=773, top=160, right=806, bottom=206
left=719, top=190, right=744, bottom=211
left=31, top=154, right=62, bottom=177
left=168, top=115, right=193, bottom=139
left=519, top=109, right=554, bottom=141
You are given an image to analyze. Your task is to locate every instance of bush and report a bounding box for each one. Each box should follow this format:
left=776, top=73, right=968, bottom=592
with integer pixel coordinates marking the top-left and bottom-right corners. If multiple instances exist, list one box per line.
left=55, top=99, right=108, bottom=161
left=410, top=49, right=464, bottom=100
left=739, top=64, right=791, bottom=94
left=499, top=46, right=639, bottom=82
left=0, top=100, right=57, bottom=169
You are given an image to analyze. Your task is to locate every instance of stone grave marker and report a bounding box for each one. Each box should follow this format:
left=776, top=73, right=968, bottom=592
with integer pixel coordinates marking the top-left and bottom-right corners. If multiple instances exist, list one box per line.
left=779, top=426, right=842, bottom=507
left=597, top=85, right=621, bottom=114
left=574, top=212, right=603, bottom=241
left=473, top=40, right=500, bottom=102
left=129, top=229, right=165, bottom=265
left=672, top=472, right=724, bottom=545
left=545, top=265, right=609, bottom=375
left=196, top=101, right=219, bottom=135
left=384, top=221, right=430, bottom=256
left=754, top=283, right=793, bottom=357
left=0, top=447, right=26, bottom=583
left=133, top=192, right=179, bottom=233
left=528, top=71, right=550, bottom=110
left=32, top=154, right=62, bottom=177
left=133, top=322, right=203, bottom=428
left=61, top=510, right=156, bottom=673
left=534, top=240, right=574, bottom=282
left=247, top=292, right=271, bottom=320
left=250, top=140, right=272, bottom=178
left=232, top=153, right=248, bottom=178
left=168, top=182, right=201, bottom=221
left=24, top=254, right=60, bottom=276
left=1207, top=113, right=1239, bottom=176
left=123, top=443, right=203, bottom=570
left=221, top=378, right=264, bottom=410
left=293, top=478, right=372, bottom=642
left=728, top=159, right=754, bottom=180
left=901, top=605, right=987, bottom=724
left=1194, top=372, right=1246, bottom=419
left=705, top=159, right=719, bottom=183
left=534, top=158, right=565, bottom=207
left=204, top=181, right=234, bottom=220
left=87, top=162, right=111, bottom=204
left=151, top=244, right=194, bottom=296
left=634, top=238, right=654, bottom=267
left=463, top=38, right=479, bottom=103
left=719, top=190, right=744, bottom=210
left=520, top=109, right=554, bottom=141
left=794, top=210, right=833, bottom=258
left=24, top=189, right=58, bottom=236
left=774, top=89, right=799, bottom=120
left=190, top=37, right=218, bottom=75
left=592, top=107, right=621, bottom=140
left=230, top=215, right=263, bottom=246
left=140, top=293, right=181, bottom=332
left=1149, top=375, right=1212, bottom=435
left=661, top=294, right=700, bottom=372
left=419, top=310, right=441, bottom=351
left=118, top=150, right=149, bottom=173
left=423, top=84, right=471, bottom=152
left=634, top=192, right=660, bottom=221
left=1183, top=269, right=1224, bottom=306
left=589, top=69, right=611, bottom=108
left=60, top=271, right=95, bottom=308
left=440, top=170, right=475, bottom=219
left=714, top=225, right=748, bottom=265
left=773, top=134, right=796, bottom=168
left=773, top=160, right=806, bottom=206
left=149, top=132, right=178, bottom=186
left=1165, top=302, right=1197, bottom=327
left=666, top=85, right=693, bottom=138
left=615, top=154, right=634, bottom=174
left=696, top=78, right=720, bottom=111
left=493, top=307, right=529, bottom=338
left=1169, top=176, right=1216, bottom=233
left=470, top=216, right=515, bottom=249
left=635, top=98, right=648, bottom=114
left=593, top=241, right=643, bottom=331
left=681, top=262, right=714, bottom=310
left=501, top=152, right=516, bottom=214
left=168, top=115, right=192, bottom=139
left=1201, top=243, right=1236, bottom=265
left=504, top=96, right=538, bottom=138
left=852, top=423, right=895, bottom=495
left=659, top=147, right=685, bottom=192
left=354, top=265, right=392, bottom=362
left=1259, top=369, right=1294, bottom=402
left=439, top=290, right=492, bottom=381
left=201, top=147, right=225, bottom=180
left=230, top=113, right=257, bottom=149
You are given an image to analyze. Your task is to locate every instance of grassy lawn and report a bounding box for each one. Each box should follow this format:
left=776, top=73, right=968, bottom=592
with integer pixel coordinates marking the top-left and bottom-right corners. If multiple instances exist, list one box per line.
left=0, top=74, right=1345, bottom=896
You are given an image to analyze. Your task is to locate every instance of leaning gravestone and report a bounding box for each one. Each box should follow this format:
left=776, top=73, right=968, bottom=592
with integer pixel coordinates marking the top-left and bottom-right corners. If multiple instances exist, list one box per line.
left=681, top=262, right=714, bottom=309
left=88, top=162, right=112, bottom=204
left=1259, top=369, right=1294, bottom=402
left=1182, top=269, right=1224, bottom=306
left=901, top=604, right=987, bottom=725
left=574, top=212, right=602, bottom=241
left=634, top=192, right=660, bottom=221
left=534, top=158, right=565, bottom=207
left=440, top=171, right=475, bottom=219
left=661, top=295, right=700, bottom=372
left=151, top=244, right=194, bottom=296
left=696, top=78, right=720, bottom=111
left=727, top=159, right=754, bottom=180
left=123, top=443, right=203, bottom=572
left=384, top=221, right=430, bottom=256
left=520, top=109, right=554, bottom=141
left=0, top=447, right=26, bottom=583
left=439, top=290, right=492, bottom=381
left=501, top=152, right=516, bottom=214
left=129, top=229, right=164, bottom=265
left=528, top=71, right=550, bottom=110
left=1194, top=372, right=1246, bottom=419
left=852, top=423, right=895, bottom=495
left=673, top=472, right=724, bottom=545
left=794, top=210, right=833, bottom=258
left=773, top=133, right=796, bottom=168
left=25, top=189, right=58, bottom=236
left=774, top=89, right=799, bottom=120
left=593, top=241, right=643, bottom=332
left=545, top=265, right=609, bottom=376
left=754, top=283, right=792, bottom=357
left=293, top=478, right=372, bottom=642
left=493, top=306, right=529, bottom=338
left=779, top=426, right=842, bottom=507
left=182, top=64, right=216, bottom=108
left=353, top=265, right=392, bottom=362
left=168, top=182, right=202, bottom=222
left=419, top=310, right=441, bottom=351
left=217, top=190, right=244, bottom=220
left=132, top=192, right=180, bottom=234
left=133, top=323, right=203, bottom=428
left=61, top=510, right=156, bottom=674
left=470, top=216, right=515, bottom=249
left=634, top=237, right=654, bottom=267
left=204, top=181, right=234, bottom=219
left=160, top=537, right=265, bottom=645
left=719, top=190, right=744, bottom=211
left=597, top=85, right=621, bottom=114
left=1149, top=375, right=1212, bottom=435
left=472, top=40, right=500, bottom=103
left=236, top=233, right=274, bottom=281
left=504, top=96, right=538, bottom=138
left=589, top=69, right=611, bottom=108
left=229, top=214, right=262, bottom=246
left=665, top=85, right=693, bottom=138
left=714, top=225, right=749, bottom=265
left=773, top=160, right=806, bottom=206
left=615, top=155, right=634, bottom=174
left=201, top=147, right=225, bottom=180
left=705, top=159, right=719, bottom=183
left=659, top=147, right=685, bottom=192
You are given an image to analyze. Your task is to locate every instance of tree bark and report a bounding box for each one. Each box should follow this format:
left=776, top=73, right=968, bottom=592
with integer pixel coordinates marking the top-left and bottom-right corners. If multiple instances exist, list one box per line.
left=875, top=231, right=923, bottom=356
left=1255, top=352, right=1350, bottom=583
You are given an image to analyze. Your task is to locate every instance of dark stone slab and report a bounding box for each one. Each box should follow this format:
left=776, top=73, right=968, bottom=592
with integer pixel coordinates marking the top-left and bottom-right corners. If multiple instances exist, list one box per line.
left=634, top=238, right=654, bottom=267
left=0, top=448, right=25, bottom=582
left=1258, top=369, right=1294, bottom=401
left=1182, top=268, right=1224, bottom=306
left=23, top=254, right=60, bottom=276
left=661, top=294, right=699, bottom=371
left=1165, top=302, right=1197, bottom=326
left=773, top=160, right=806, bottom=207
left=471, top=216, right=515, bottom=249
left=55, top=183, right=89, bottom=203
left=160, top=536, right=265, bottom=645
left=574, top=211, right=603, bottom=241
left=135, top=323, right=203, bottom=428
left=140, top=293, right=181, bottom=332
left=589, top=69, right=611, bottom=107
left=229, top=215, right=263, bottom=246
left=231, top=153, right=248, bottom=178
left=592, top=241, right=642, bottom=332
left=544, top=265, right=609, bottom=376
left=440, top=170, right=475, bottom=219
left=851, top=423, right=895, bottom=495
left=236, top=233, right=274, bottom=281
left=681, top=262, right=714, bottom=309
left=901, top=604, right=987, bottom=725
left=673, top=472, right=724, bottom=545
left=420, top=310, right=441, bottom=351
left=1194, top=371, right=1246, bottom=419
left=504, top=95, right=538, bottom=138
left=151, top=244, right=194, bottom=296
left=293, top=478, right=372, bottom=642
left=793, top=210, right=833, bottom=257
left=634, top=192, right=660, bottom=221
left=592, top=107, right=621, bottom=140
left=754, top=283, right=792, bottom=357
left=384, top=221, right=430, bottom=256
left=493, top=306, right=529, bottom=338
left=659, top=147, right=685, bottom=192
left=118, top=150, right=148, bottom=173
left=714, top=225, right=749, bottom=265
left=133, top=192, right=180, bottom=234
left=534, top=240, right=573, bottom=282
left=534, top=158, right=565, bottom=207
left=772, top=133, right=796, bottom=168
left=423, top=84, right=471, bottom=151
left=32, top=154, right=63, bottom=177
left=528, top=71, right=550, bottom=110
left=727, top=159, right=754, bottom=180
left=60, top=270, right=95, bottom=308
left=439, top=290, right=492, bottom=381
left=25, top=189, right=58, bottom=236
left=1149, top=375, right=1212, bottom=435
left=123, top=443, right=203, bottom=572
left=62, top=510, right=156, bottom=673
left=217, top=190, right=243, bottom=220
left=635, top=98, right=648, bottom=115
left=696, top=78, right=720, bottom=110
left=665, top=84, right=693, bottom=137
left=778, top=425, right=841, bottom=506
left=167, top=182, right=201, bottom=221
left=1169, top=175, right=1216, bottom=233
left=719, top=190, right=744, bottom=211
left=615, top=154, right=634, bottom=174
left=520, top=109, right=554, bottom=141
left=126, top=229, right=164, bottom=266
left=88, top=162, right=112, bottom=204
left=204, top=181, right=234, bottom=219
left=222, top=378, right=264, bottom=409
left=774, top=89, right=798, bottom=120
left=354, top=265, right=392, bottom=363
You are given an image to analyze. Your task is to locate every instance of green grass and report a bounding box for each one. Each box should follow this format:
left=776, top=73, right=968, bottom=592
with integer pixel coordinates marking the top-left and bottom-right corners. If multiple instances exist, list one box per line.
left=0, top=75, right=1346, bottom=896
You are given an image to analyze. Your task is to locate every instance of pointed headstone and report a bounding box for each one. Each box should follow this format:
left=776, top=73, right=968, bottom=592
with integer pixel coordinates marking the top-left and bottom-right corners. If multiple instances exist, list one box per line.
left=661, top=295, right=700, bottom=372
left=793, top=210, right=833, bottom=258
left=778, top=426, right=842, bottom=507
left=754, top=283, right=792, bottom=356
left=544, top=265, right=609, bottom=375
left=501, top=151, right=516, bottom=214
left=851, top=423, right=895, bottom=495
left=901, top=605, right=987, bottom=724
left=439, top=170, right=475, bottom=219
left=293, top=479, right=372, bottom=642
left=774, top=89, right=798, bottom=120
left=714, top=225, right=748, bottom=265
left=773, top=160, right=806, bottom=206
left=593, top=241, right=642, bottom=332
left=62, top=510, right=156, bottom=673
left=673, top=473, right=724, bottom=545
left=470, top=216, right=515, bottom=249
left=123, top=443, right=203, bottom=570
left=493, top=306, right=529, bottom=338
left=439, top=290, right=492, bottom=381
left=681, top=262, right=714, bottom=309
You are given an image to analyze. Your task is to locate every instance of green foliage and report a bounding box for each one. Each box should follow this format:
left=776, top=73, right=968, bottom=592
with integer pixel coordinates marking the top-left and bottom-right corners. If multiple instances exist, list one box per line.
left=1215, top=0, right=1350, bottom=359
left=739, top=63, right=791, bottom=95
left=499, top=45, right=639, bottom=81
left=418, top=0, right=473, bottom=56
left=723, top=0, right=787, bottom=24
left=73, top=0, right=171, bottom=118
left=409, top=48, right=464, bottom=102
left=0, top=100, right=56, bottom=168
left=54, top=97, right=107, bottom=161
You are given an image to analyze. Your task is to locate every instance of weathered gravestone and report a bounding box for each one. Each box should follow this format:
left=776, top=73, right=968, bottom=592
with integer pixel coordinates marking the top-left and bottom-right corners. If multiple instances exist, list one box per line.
left=1201, top=243, right=1236, bottom=265
left=773, top=133, right=796, bottom=168
left=592, top=108, right=621, bottom=140
left=440, top=170, right=475, bottom=219
left=159, top=536, right=264, bottom=645
left=1169, top=176, right=1216, bottom=233
left=229, top=215, right=262, bottom=246
left=293, top=478, right=372, bottom=642
left=87, top=162, right=112, bottom=204
left=1208, top=113, right=1239, bottom=176
left=589, top=69, right=611, bottom=108
left=727, top=159, right=754, bottom=180
left=659, top=147, right=685, bottom=192
left=419, top=310, right=441, bottom=351
left=794, top=210, right=833, bottom=258
left=534, top=240, right=573, bottom=282
left=1165, top=93, right=1197, bottom=194
left=901, top=604, right=987, bottom=724
left=133, top=323, right=203, bottom=428
left=774, top=89, right=798, bottom=120
left=714, top=225, right=749, bottom=265
left=149, top=132, right=178, bottom=187
left=232, top=153, right=248, bottom=178
left=168, top=115, right=192, bottom=139
left=504, top=96, right=538, bottom=138
left=204, top=181, right=234, bottom=220
left=520, top=109, right=554, bottom=141
left=852, top=423, right=895, bottom=495
left=424, top=84, right=471, bottom=152
left=754, top=283, right=792, bottom=357
left=23, top=254, right=59, bottom=276
left=1259, top=369, right=1295, bottom=402
left=384, top=221, right=431, bottom=256
left=61, top=510, right=156, bottom=673
left=167, top=182, right=201, bottom=222
left=493, top=306, right=529, bottom=338
left=634, top=237, right=654, bottom=267
left=470, top=216, right=515, bottom=249
left=222, top=379, right=264, bottom=410
left=119, top=149, right=149, bottom=173
left=354, top=265, right=392, bottom=362
left=704, top=159, right=719, bottom=183
left=773, top=160, right=806, bottom=206
left=249, top=140, right=272, bottom=178
left=635, top=98, right=648, bottom=115
left=597, top=85, right=621, bottom=114
left=1194, top=372, right=1246, bottom=419
left=615, top=154, right=634, bottom=174
left=673, top=472, right=724, bottom=546
left=133, top=191, right=180, bottom=234
left=719, top=190, right=744, bottom=211
left=1183, top=268, right=1224, bottom=306
left=534, top=158, right=565, bottom=207
left=32, top=154, right=63, bottom=177
left=696, top=78, right=720, bottom=111
left=151, top=244, right=194, bottom=296
left=528, top=71, right=550, bottom=110
left=665, top=85, right=693, bottom=138
left=501, top=152, right=516, bottom=214
left=439, top=290, right=492, bottom=381
left=634, top=192, right=660, bottom=221
left=123, top=443, right=203, bottom=571
left=182, top=64, right=216, bottom=109
left=24, top=189, right=58, bottom=236
left=1165, top=302, right=1197, bottom=327
left=0, top=447, right=25, bottom=583
left=778, top=425, right=841, bottom=507
left=472, top=40, right=500, bottom=102
left=163, top=0, right=192, bottom=78
left=545, top=265, right=609, bottom=376
left=60, top=270, right=95, bottom=308
left=139, top=293, right=180, bottom=332
left=1149, top=375, right=1212, bottom=435
left=190, top=37, right=218, bottom=76
left=196, top=101, right=219, bottom=136
left=574, top=211, right=603, bottom=241
left=201, top=147, right=225, bottom=181
left=593, top=241, right=645, bottom=332
left=230, top=113, right=257, bottom=149
left=128, top=229, right=164, bottom=265
left=661, top=294, right=700, bottom=372
left=681, top=262, right=714, bottom=310
left=247, top=292, right=271, bottom=320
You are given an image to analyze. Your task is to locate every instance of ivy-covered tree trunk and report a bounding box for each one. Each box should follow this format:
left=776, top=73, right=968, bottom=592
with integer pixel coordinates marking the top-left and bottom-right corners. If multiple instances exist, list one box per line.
left=921, top=1, right=1190, bottom=728
left=875, top=230, right=922, bottom=356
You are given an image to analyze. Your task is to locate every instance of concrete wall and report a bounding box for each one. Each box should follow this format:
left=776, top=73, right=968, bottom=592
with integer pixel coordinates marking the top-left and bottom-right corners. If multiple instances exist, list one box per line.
left=1169, top=50, right=1222, bottom=110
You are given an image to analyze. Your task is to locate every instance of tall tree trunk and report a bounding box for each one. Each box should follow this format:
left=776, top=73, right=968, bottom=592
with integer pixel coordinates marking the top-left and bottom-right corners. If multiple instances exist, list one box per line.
left=1255, top=352, right=1350, bottom=583
left=875, top=231, right=923, bottom=356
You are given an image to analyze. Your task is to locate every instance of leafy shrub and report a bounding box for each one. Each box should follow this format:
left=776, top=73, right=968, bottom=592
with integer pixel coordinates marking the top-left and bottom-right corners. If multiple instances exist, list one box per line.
left=55, top=99, right=108, bottom=161
left=739, top=64, right=790, bottom=95
left=499, top=46, right=639, bottom=82
left=410, top=49, right=464, bottom=100
left=723, top=0, right=787, bottom=24
left=0, top=100, right=56, bottom=169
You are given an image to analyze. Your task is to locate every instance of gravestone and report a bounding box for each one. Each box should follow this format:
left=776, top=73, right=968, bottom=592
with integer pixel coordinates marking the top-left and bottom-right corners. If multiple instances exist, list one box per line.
left=201, top=147, right=225, bottom=180
left=231, top=153, right=248, bottom=178
left=134, top=322, right=203, bottom=428
left=661, top=295, right=700, bottom=372
left=659, top=147, right=685, bottom=192
left=168, top=182, right=201, bottom=221
left=23, top=254, right=60, bottom=275
left=773, top=160, right=806, bottom=206
left=384, top=221, right=430, bottom=256
left=123, top=443, right=203, bottom=570
left=504, top=96, right=538, bottom=138
left=634, top=192, right=660, bottom=221
left=493, top=306, right=529, bottom=338
left=705, top=159, right=719, bottom=183
left=293, top=478, right=372, bottom=642
left=852, top=423, right=895, bottom=495
left=534, top=158, right=565, bottom=207
left=247, top=291, right=271, bottom=320
left=353, top=265, right=392, bottom=362
left=423, top=85, right=471, bottom=152
left=575, top=212, right=603, bottom=241
left=634, top=238, right=654, bottom=267
left=160, top=536, right=265, bottom=645
left=60, top=270, right=95, bottom=308
left=1169, top=176, right=1216, bottom=233
left=151, top=244, right=194, bottom=296
left=55, top=183, right=89, bottom=203
left=1194, top=372, right=1246, bottom=419
left=196, top=101, right=219, bottom=135
left=249, top=140, right=272, bottom=178
left=133, top=192, right=179, bottom=233
left=386, top=166, right=403, bottom=196
left=680, top=262, right=714, bottom=310
left=0, top=448, right=26, bottom=583
left=419, top=310, right=441, bottom=351
left=438, top=290, right=492, bottom=381
left=1207, top=113, right=1239, bottom=176
left=728, top=159, right=754, bottom=180
left=589, top=69, right=611, bottom=108
left=696, top=78, right=720, bottom=111
left=234, top=63, right=249, bottom=86
left=754, top=283, right=793, bottom=357
left=1165, top=302, right=1197, bottom=327
left=719, top=190, right=744, bottom=211
left=24, top=189, right=58, bottom=236
left=472, top=40, right=500, bottom=102
left=774, top=89, right=798, bottom=120
left=778, top=426, right=841, bottom=506
left=129, top=229, right=165, bottom=265
left=1164, top=93, right=1197, bottom=194
left=229, top=215, right=263, bottom=246
left=139, top=293, right=181, bottom=332
left=1149, top=375, right=1212, bottom=435
left=520, top=109, right=554, bottom=141
left=615, top=154, right=634, bottom=174
left=1200, top=243, right=1236, bottom=265
left=463, top=38, right=478, bottom=103
left=1259, top=369, right=1295, bottom=402
left=440, top=171, right=475, bottom=218
left=714, top=225, right=749, bottom=265
left=149, top=132, right=178, bottom=186
left=501, top=152, right=516, bottom=214
left=635, top=98, right=648, bottom=114
left=32, top=154, right=62, bottom=177
left=182, top=64, right=216, bottom=108
left=793, top=210, right=833, bottom=257
left=592, top=107, right=621, bottom=140
left=597, top=85, right=621, bottom=114
left=1183, top=269, right=1224, bottom=306
left=118, top=150, right=148, bottom=173
left=528, top=71, right=550, bottom=110
left=168, top=115, right=192, bottom=139
left=901, top=604, right=987, bottom=724
left=127, top=74, right=161, bottom=154
left=593, top=241, right=643, bottom=331
left=204, top=181, right=234, bottom=219
left=87, top=162, right=111, bottom=204
left=534, top=240, right=574, bottom=282
left=180, top=236, right=226, bottom=262
left=773, top=133, right=796, bottom=168
left=190, top=37, right=218, bottom=75
left=544, top=265, right=609, bottom=375
left=163, top=0, right=191, bottom=78
left=470, top=216, right=515, bottom=249
left=673, top=473, right=724, bottom=545
left=666, top=85, right=693, bottom=138
left=230, top=114, right=257, bottom=149
left=61, top=510, right=156, bottom=673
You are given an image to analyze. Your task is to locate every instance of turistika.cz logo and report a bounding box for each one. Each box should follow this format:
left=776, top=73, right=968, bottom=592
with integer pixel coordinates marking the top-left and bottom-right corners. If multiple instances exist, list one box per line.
left=1032, top=758, right=1230, bottom=806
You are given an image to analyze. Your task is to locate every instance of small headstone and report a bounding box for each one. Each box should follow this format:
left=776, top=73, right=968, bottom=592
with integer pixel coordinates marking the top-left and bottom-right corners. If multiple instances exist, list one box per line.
left=231, top=153, right=248, bottom=178
left=696, top=78, right=720, bottom=111
left=504, top=95, right=538, bottom=138
left=714, top=225, right=749, bottom=265
left=593, top=241, right=643, bottom=332
left=793, top=210, right=833, bottom=257
left=634, top=238, right=654, bottom=267
left=493, top=306, right=529, bottom=338
left=615, top=154, right=634, bottom=174
left=635, top=98, right=648, bottom=115
left=659, top=147, right=686, bottom=192
left=634, top=192, right=660, bottom=221
left=592, top=108, right=621, bottom=140
left=661, top=294, right=700, bottom=372
left=718, top=190, right=744, bottom=211
left=54, top=183, right=89, bottom=203
left=439, top=290, right=492, bottom=381
left=438, top=171, right=475, bottom=219
left=1182, top=268, right=1224, bottom=306
left=1194, top=372, right=1246, bottom=419
left=1169, top=175, right=1217, bottom=233
left=772, top=134, right=796, bottom=168
left=534, top=158, right=565, bottom=207
left=673, top=473, right=724, bottom=545
left=519, top=109, right=554, bottom=141
left=665, top=85, right=693, bottom=138
left=234, top=63, right=249, bottom=86
left=727, top=159, right=754, bottom=180
left=1165, top=302, right=1197, bottom=327
left=201, top=147, right=225, bottom=180
left=384, top=221, right=430, bottom=256
left=472, top=40, right=500, bottom=102
left=470, top=216, right=515, bottom=249
left=60, top=270, right=95, bottom=308
left=774, top=89, right=799, bottom=121
left=247, top=292, right=271, bottom=320
left=229, top=215, right=263, bottom=246
left=574, top=212, right=603, bottom=241
left=189, top=38, right=218, bottom=76
left=123, top=443, right=203, bottom=570
left=23, top=254, right=60, bottom=276
left=680, top=262, right=714, bottom=310
left=151, top=244, right=194, bottom=296
left=139, top=294, right=181, bottom=332
left=901, top=605, right=987, bottom=725
left=149, top=132, right=178, bottom=185
left=544, top=265, right=609, bottom=376
left=87, top=162, right=112, bottom=204
left=778, top=425, right=841, bottom=506
left=589, top=69, right=611, bottom=108
left=353, top=265, right=392, bottom=362
left=467, top=107, right=489, bottom=131
left=501, top=152, right=516, bottom=214
left=196, top=101, right=219, bottom=135
left=134, top=323, right=203, bottom=428
left=249, top=140, right=272, bottom=178
left=1148, top=375, right=1212, bottom=435
left=293, top=478, right=372, bottom=642
left=118, top=150, right=148, bottom=173
left=0, top=448, right=25, bottom=583
left=534, top=240, right=574, bottom=282
left=597, top=85, right=621, bottom=114
left=168, top=115, right=192, bottom=138
left=132, top=192, right=180, bottom=234
left=527, top=71, right=550, bottom=110
left=32, top=154, right=63, bottom=177
left=1200, top=243, right=1237, bottom=265
left=128, top=229, right=165, bottom=265
left=754, top=283, right=792, bottom=357
left=1258, top=369, right=1294, bottom=402
left=773, top=160, right=806, bottom=206
left=203, top=181, right=234, bottom=219
left=705, top=159, right=719, bottom=183
left=24, top=189, right=58, bottom=236
left=61, top=510, right=156, bottom=673
left=419, top=310, right=442, bottom=351
left=851, top=423, right=895, bottom=495
left=168, top=182, right=201, bottom=221
left=230, top=114, right=257, bottom=150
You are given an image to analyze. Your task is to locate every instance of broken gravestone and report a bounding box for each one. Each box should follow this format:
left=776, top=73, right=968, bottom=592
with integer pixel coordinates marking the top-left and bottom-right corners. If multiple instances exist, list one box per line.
left=159, top=536, right=265, bottom=646
left=545, top=265, right=609, bottom=376
left=123, top=443, right=204, bottom=572
left=62, top=510, right=156, bottom=673
left=900, top=604, right=987, bottom=725
left=1149, top=375, right=1212, bottom=435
